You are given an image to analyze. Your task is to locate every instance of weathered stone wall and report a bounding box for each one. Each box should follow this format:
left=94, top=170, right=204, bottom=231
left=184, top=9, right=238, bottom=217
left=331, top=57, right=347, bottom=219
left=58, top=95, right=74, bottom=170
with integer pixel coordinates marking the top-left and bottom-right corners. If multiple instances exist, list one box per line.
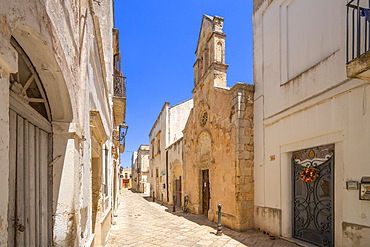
left=254, top=206, right=281, bottom=236
left=0, top=0, right=117, bottom=245
left=231, top=83, right=254, bottom=230
left=183, top=81, right=254, bottom=230
left=0, top=34, right=16, bottom=246
left=342, top=222, right=370, bottom=247
left=1, top=1, right=82, bottom=245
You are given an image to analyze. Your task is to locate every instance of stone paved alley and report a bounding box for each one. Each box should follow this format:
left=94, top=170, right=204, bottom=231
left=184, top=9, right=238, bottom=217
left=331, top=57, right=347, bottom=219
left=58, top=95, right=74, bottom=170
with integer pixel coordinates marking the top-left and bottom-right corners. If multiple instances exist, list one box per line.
left=107, top=189, right=302, bottom=247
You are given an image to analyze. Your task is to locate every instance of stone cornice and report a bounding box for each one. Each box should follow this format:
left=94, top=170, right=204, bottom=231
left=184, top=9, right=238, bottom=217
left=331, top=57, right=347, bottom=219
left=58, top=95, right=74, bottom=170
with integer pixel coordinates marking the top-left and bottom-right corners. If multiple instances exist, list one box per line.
left=192, top=62, right=229, bottom=94
left=230, top=83, right=255, bottom=93
left=209, top=31, right=226, bottom=41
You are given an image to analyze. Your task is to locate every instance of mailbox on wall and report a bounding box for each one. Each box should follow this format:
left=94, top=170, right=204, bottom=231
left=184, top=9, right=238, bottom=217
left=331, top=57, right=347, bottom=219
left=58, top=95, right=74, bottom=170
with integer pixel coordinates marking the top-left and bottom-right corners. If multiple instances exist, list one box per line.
left=360, top=177, right=370, bottom=200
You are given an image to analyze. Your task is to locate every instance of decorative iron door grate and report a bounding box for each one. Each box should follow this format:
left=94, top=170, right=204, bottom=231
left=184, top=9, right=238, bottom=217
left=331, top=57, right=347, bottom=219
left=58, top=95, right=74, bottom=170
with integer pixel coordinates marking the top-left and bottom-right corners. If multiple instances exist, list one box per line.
left=292, top=145, right=334, bottom=247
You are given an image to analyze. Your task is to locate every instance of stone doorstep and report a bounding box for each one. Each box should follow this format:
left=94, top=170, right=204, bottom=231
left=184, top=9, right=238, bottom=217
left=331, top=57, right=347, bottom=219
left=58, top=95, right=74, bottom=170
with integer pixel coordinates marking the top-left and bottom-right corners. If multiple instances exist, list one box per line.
left=279, top=237, right=317, bottom=247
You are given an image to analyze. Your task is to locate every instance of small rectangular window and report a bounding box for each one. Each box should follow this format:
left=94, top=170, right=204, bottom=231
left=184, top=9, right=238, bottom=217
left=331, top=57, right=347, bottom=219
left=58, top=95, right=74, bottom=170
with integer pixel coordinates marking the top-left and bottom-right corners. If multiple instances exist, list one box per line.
left=156, top=131, right=161, bottom=154
left=151, top=140, right=154, bottom=158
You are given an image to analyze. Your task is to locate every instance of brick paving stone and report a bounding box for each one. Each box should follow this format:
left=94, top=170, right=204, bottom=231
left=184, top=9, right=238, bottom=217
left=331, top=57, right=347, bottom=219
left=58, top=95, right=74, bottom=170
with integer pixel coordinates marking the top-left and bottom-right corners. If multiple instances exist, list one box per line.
left=107, top=189, right=301, bottom=247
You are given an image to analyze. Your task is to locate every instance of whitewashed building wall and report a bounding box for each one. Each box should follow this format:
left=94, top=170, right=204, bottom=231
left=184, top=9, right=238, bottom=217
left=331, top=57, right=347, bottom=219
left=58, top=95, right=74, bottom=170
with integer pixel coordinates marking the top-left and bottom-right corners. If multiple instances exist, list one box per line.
left=0, top=0, right=122, bottom=246
left=254, top=0, right=370, bottom=246
left=149, top=99, right=193, bottom=203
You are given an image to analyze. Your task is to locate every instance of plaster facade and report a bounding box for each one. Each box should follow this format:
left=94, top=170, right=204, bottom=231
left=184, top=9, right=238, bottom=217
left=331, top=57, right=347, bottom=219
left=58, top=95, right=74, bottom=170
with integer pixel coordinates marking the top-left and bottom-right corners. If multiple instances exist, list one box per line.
left=135, top=145, right=150, bottom=194
left=0, top=0, right=125, bottom=246
left=253, top=0, right=370, bottom=246
left=166, top=138, right=185, bottom=207
left=149, top=99, right=193, bottom=203
left=182, top=15, right=254, bottom=231
left=131, top=151, right=138, bottom=191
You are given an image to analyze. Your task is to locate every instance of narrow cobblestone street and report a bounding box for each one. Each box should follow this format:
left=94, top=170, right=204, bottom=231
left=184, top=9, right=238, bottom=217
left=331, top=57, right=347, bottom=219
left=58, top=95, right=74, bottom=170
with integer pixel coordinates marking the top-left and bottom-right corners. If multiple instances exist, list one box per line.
left=107, top=189, right=300, bottom=247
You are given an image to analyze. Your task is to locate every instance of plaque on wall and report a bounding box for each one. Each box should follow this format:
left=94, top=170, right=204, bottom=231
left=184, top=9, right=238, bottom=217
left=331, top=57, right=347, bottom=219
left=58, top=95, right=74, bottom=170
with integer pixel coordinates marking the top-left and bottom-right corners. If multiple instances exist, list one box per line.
left=346, top=180, right=359, bottom=190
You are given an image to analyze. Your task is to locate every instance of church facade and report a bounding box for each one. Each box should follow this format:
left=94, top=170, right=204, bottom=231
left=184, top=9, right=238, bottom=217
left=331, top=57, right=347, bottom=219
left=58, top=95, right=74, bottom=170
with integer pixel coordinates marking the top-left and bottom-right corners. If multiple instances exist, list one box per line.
left=182, top=15, right=254, bottom=231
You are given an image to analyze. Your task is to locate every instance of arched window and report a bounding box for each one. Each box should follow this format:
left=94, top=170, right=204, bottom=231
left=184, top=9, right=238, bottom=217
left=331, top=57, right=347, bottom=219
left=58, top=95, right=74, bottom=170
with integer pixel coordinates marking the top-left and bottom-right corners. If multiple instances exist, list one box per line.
left=9, top=38, right=51, bottom=121
left=216, top=41, right=224, bottom=63
left=204, top=44, right=209, bottom=69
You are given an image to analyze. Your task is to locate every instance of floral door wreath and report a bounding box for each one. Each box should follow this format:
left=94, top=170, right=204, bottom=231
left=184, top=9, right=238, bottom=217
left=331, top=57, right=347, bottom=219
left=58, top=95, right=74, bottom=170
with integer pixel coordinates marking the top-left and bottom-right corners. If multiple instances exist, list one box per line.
left=300, top=165, right=319, bottom=183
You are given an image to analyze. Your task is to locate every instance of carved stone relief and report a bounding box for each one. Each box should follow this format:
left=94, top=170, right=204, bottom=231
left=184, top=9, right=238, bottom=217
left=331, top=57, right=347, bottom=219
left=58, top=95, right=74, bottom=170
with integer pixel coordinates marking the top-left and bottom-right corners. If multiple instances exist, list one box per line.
left=197, top=131, right=212, bottom=165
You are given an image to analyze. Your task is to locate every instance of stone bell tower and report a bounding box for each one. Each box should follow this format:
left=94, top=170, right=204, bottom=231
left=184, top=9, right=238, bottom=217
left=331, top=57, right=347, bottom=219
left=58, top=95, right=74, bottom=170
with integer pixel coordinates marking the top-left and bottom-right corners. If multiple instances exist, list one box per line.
left=193, top=15, right=229, bottom=88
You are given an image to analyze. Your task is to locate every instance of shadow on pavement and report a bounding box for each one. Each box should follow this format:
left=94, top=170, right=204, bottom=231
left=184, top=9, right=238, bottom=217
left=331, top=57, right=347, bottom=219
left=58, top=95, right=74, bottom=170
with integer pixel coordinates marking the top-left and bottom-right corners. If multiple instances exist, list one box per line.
left=141, top=196, right=301, bottom=247
left=113, top=191, right=302, bottom=247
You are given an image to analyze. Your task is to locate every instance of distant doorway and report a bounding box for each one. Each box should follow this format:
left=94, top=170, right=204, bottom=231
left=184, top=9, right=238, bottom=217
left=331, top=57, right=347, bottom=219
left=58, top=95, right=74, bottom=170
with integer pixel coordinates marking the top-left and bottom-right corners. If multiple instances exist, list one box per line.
left=175, top=177, right=182, bottom=207
left=155, top=168, right=159, bottom=200
left=202, top=170, right=210, bottom=215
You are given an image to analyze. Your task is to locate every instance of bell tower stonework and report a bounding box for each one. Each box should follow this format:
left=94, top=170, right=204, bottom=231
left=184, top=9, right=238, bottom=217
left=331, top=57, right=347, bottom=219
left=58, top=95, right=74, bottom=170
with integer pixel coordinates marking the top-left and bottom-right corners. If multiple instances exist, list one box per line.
left=193, top=15, right=228, bottom=89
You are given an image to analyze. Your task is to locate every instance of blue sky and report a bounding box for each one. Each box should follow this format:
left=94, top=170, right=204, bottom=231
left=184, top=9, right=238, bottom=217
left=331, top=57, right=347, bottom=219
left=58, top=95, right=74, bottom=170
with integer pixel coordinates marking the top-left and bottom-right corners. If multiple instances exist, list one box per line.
left=114, top=1, right=253, bottom=168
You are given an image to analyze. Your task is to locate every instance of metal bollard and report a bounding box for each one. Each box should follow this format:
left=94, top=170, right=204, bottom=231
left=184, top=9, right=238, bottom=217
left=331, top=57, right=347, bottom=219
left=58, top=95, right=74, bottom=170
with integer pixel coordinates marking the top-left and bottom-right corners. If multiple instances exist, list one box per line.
left=173, top=196, right=176, bottom=212
left=216, top=204, right=222, bottom=236
left=153, top=191, right=155, bottom=202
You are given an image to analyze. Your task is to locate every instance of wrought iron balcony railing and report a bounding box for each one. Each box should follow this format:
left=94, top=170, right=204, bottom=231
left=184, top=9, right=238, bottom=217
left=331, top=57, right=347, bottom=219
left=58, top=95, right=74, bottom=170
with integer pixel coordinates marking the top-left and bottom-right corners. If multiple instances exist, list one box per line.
left=347, top=0, right=370, bottom=63
left=113, top=68, right=126, bottom=98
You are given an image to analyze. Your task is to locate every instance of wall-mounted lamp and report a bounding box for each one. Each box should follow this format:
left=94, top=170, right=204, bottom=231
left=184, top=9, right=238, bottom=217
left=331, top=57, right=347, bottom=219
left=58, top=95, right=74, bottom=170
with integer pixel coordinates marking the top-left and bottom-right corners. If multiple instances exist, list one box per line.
left=113, top=124, right=128, bottom=143
left=117, top=124, right=128, bottom=153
